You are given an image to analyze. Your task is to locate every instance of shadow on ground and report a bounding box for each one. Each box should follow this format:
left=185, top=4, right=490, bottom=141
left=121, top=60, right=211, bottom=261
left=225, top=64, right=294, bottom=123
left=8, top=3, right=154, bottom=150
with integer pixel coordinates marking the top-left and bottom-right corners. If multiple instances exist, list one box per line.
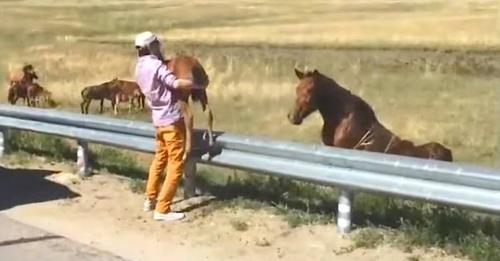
left=0, top=166, right=80, bottom=211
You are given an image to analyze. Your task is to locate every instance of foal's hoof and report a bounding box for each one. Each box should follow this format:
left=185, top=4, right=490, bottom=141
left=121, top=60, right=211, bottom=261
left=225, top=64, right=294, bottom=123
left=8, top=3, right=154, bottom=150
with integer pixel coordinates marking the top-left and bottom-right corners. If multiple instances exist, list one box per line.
left=202, top=131, right=215, bottom=146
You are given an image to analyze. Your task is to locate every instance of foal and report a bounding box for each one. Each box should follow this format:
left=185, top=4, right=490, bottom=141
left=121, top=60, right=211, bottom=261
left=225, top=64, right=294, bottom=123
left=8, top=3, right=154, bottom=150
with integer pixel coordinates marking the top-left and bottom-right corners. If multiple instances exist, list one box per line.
left=112, top=79, right=146, bottom=114
left=164, top=54, right=214, bottom=160
left=287, top=68, right=452, bottom=162
left=27, top=83, right=53, bottom=108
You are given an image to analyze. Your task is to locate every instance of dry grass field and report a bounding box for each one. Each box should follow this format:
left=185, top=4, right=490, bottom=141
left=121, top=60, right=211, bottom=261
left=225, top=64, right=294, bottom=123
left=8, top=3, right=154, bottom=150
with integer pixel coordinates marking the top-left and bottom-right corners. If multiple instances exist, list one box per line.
left=1, top=0, right=499, bottom=168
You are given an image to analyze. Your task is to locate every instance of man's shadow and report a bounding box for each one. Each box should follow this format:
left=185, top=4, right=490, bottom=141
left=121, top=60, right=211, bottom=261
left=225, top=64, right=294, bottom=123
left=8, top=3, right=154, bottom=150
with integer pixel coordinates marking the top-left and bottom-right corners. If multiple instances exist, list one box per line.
left=0, top=166, right=80, bottom=211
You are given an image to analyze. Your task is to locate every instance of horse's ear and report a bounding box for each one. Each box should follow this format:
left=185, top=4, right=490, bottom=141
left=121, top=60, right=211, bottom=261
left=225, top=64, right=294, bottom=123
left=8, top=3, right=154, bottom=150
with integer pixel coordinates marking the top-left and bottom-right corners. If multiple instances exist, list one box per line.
left=313, top=69, right=319, bottom=75
left=294, top=68, right=304, bottom=79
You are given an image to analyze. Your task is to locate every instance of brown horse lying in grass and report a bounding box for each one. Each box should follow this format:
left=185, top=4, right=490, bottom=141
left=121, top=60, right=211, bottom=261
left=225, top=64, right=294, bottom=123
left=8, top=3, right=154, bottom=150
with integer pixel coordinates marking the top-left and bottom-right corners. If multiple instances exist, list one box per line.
left=7, top=64, right=39, bottom=106
left=80, top=79, right=120, bottom=114
left=164, top=54, right=214, bottom=160
left=287, top=68, right=452, bottom=162
left=112, top=79, right=145, bottom=114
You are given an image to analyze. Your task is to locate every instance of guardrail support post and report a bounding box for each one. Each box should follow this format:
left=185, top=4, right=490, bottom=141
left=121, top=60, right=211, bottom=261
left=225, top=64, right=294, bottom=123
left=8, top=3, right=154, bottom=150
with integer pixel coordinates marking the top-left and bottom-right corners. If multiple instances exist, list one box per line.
left=337, top=189, right=353, bottom=234
left=183, top=158, right=197, bottom=199
left=77, top=140, right=90, bottom=177
left=0, top=128, right=6, bottom=157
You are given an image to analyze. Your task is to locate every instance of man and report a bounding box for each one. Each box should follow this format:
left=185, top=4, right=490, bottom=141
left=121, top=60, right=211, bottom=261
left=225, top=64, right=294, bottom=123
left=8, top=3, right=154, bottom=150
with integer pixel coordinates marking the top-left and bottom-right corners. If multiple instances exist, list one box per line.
left=134, top=31, right=203, bottom=221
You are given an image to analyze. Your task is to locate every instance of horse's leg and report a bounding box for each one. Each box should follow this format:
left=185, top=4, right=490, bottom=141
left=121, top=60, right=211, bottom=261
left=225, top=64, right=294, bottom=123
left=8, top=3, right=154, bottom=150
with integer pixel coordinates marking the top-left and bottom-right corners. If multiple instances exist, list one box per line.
left=332, top=115, right=361, bottom=149
left=114, top=96, right=119, bottom=116
left=99, top=99, right=104, bottom=114
left=83, top=100, right=91, bottom=114
left=12, top=94, right=19, bottom=105
left=128, top=97, right=134, bottom=113
left=86, top=100, right=91, bottom=114
left=80, top=99, right=86, bottom=114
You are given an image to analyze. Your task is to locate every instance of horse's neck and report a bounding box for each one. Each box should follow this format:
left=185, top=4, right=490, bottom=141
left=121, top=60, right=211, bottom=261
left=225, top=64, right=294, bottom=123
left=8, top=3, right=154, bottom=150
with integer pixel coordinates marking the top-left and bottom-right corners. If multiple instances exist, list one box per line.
left=22, top=74, right=34, bottom=83
left=316, top=77, right=350, bottom=124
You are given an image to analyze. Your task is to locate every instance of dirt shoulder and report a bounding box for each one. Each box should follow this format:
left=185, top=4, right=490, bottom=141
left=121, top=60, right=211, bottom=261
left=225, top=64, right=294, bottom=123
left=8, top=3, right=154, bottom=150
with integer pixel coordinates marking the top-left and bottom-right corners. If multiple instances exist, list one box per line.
left=0, top=159, right=468, bottom=261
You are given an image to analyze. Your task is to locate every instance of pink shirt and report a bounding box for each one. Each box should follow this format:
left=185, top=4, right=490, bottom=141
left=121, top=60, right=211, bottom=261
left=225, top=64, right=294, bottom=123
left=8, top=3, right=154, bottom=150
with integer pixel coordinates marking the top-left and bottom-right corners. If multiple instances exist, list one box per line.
left=134, top=55, right=181, bottom=127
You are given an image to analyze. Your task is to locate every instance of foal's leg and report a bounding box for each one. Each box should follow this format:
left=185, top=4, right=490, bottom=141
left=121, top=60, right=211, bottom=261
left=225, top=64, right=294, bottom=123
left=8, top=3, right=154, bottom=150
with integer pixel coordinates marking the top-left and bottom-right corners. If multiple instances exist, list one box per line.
left=198, top=92, right=215, bottom=147
left=202, top=104, right=215, bottom=146
left=179, top=101, right=193, bottom=161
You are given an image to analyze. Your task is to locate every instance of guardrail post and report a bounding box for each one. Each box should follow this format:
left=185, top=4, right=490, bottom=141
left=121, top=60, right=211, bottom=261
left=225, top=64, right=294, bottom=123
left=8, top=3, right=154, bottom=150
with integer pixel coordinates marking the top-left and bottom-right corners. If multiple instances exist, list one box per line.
left=0, top=128, right=6, bottom=157
left=77, top=140, right=90, bottom=177
left=183, top=158, right=197, bottom=199
left=337, top=189, right=354, bottom=234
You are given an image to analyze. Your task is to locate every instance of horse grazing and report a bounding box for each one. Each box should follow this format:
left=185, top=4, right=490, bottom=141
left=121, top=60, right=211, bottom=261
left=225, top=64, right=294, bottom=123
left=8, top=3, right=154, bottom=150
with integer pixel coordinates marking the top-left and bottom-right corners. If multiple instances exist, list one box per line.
left=287, top=68, right=452, bottom=162
left=112, top=79, right=145, bottom=114
left=164, top=54, right=214, bottom=160
left=80, top=79, right=120, bottom=114
left=7, top=64, right=39, bottom=105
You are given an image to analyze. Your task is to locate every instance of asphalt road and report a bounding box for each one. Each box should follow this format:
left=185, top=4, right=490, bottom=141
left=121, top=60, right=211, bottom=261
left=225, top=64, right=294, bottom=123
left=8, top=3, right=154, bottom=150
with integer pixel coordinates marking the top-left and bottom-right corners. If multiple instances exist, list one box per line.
left=0, top=214, right=130, bottom=261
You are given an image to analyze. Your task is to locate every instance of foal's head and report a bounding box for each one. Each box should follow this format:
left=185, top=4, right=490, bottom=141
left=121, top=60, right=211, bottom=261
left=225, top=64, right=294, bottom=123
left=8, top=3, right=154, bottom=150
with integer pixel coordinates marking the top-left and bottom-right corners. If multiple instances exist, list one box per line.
left=288, top=68, right=322, bottom=125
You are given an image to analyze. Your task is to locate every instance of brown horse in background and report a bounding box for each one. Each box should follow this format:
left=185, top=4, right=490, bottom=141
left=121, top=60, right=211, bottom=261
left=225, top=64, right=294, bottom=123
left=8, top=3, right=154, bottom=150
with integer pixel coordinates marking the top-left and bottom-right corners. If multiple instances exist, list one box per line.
left=7, top=64, right=39, bottom=105
left=287, top=68, right=452, bottom=162
left=164, top=54, right=214, bottom=160
left=80, top=79, right=120, bottom=114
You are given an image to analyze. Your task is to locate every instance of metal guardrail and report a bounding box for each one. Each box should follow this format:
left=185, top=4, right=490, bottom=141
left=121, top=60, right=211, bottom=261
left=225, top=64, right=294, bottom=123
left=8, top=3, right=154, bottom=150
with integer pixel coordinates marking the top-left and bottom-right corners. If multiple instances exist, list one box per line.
left=0, top=105, right=499, bottom=234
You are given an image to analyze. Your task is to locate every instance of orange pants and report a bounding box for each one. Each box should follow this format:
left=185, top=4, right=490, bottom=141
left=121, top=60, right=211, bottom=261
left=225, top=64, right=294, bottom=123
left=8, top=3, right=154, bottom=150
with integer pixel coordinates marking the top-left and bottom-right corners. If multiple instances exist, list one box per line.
left=146, top=120, right=186, bottom=213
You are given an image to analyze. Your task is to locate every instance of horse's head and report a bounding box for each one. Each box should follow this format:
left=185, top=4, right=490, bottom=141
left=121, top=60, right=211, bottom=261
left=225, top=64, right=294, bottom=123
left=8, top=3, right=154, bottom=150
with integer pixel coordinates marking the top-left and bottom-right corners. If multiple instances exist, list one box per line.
left=288, top=68, right=321, bottom=125
left=22, top=64, right=38, bottom=80
left=107, top=78, right=121, bottom=90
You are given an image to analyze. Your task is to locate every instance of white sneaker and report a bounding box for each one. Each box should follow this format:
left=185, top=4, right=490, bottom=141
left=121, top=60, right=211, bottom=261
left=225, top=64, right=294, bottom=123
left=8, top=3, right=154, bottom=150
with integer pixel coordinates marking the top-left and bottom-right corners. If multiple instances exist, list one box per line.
left=153, top=211, right=185, bottom=221
left=143, top=199, right=156, bottom=212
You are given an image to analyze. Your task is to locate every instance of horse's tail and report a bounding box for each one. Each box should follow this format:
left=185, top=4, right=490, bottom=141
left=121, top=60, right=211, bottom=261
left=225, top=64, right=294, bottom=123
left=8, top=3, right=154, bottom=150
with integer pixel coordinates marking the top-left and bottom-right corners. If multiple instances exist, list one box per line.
left=81, top=87, right=89, bottom=99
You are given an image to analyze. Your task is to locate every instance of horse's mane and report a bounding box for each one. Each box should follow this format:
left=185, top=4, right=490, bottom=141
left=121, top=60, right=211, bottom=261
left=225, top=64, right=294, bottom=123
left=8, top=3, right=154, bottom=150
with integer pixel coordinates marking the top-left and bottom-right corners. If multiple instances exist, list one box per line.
left=305, top=69, right=377, bottom=122
left=304, top=70, right=351, bottom=97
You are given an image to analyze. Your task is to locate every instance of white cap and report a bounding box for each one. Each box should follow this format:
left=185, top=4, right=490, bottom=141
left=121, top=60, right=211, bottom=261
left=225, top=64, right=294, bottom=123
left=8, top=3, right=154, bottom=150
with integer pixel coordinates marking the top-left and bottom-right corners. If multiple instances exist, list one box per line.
left=134, top=31, right=158, bottom=48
